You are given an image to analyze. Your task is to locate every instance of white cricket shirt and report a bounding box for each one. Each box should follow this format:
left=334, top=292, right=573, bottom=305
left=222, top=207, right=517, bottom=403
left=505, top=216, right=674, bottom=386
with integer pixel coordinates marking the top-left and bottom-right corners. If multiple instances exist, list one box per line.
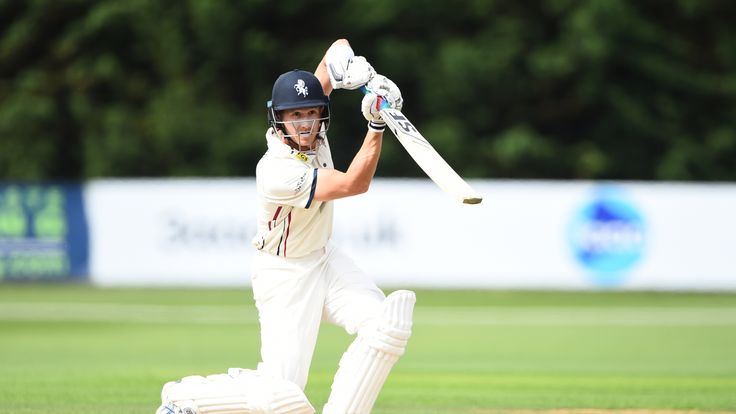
left=252, top=128, right=334, bottom=258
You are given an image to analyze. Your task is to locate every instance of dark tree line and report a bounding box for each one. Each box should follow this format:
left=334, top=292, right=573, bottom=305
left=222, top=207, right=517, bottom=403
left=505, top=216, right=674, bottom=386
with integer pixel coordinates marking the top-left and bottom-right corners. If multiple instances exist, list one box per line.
left=1, top=0, right=735, bottom=180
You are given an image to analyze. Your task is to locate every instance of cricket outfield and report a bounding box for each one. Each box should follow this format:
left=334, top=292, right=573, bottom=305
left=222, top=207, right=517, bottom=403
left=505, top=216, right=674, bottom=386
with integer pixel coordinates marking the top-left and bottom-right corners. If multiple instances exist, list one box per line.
left=1, top=286, right=735, bottom=414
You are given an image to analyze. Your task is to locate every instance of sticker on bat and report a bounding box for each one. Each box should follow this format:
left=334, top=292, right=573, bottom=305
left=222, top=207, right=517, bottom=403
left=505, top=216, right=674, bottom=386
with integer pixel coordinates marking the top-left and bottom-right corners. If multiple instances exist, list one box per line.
left=386, top=111, right=418, bottom=134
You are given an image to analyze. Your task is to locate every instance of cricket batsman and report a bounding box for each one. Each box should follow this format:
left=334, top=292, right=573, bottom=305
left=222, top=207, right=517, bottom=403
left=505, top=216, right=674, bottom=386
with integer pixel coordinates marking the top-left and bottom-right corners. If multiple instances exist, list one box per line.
left=156, top=39, right=415, bottom=414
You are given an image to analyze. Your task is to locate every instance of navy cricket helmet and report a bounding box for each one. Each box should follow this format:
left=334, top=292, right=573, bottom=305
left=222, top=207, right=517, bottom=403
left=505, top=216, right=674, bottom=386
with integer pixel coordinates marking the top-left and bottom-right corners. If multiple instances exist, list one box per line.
left=267, top=70, right=331, bottom=136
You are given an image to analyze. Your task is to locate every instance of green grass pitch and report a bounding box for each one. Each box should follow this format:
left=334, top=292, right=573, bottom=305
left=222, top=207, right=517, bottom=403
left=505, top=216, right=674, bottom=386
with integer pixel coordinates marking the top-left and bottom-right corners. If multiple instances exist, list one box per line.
left=1, top=285, right=735, bottom=414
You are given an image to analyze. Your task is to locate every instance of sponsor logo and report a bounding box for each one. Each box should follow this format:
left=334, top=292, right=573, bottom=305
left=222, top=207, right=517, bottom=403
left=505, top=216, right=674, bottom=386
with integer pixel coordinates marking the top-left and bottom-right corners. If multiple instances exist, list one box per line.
left=334, top=214, right=401, bottom=248
left=386, top=110, right=419, bottom=134
left=294, top=152, right=309, bottom=163
left=165, top=214, right=254, bottom=249
left=0, top=185, right=89, bottom=280
left=568, top=186, right=646, bottom=287
left=294, top=79, right=308, bottom=97
left=294, top=171, right=307, bottom=193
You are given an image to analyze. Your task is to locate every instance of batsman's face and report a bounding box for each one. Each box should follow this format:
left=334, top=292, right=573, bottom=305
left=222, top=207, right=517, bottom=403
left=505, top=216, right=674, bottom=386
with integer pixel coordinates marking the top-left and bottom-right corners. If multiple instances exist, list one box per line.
left=280, top=106, right=322, bottom=149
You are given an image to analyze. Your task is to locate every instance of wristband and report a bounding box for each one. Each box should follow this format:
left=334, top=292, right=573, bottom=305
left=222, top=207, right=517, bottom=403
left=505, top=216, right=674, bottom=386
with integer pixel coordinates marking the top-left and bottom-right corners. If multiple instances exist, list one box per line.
left=368, top=121, right=386, bottom=132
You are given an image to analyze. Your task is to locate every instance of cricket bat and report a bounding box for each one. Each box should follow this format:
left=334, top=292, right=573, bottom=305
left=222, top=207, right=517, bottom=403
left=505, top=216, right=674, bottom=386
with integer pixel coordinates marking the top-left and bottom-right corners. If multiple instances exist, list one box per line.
left=362, top=88, right=483, bottom=204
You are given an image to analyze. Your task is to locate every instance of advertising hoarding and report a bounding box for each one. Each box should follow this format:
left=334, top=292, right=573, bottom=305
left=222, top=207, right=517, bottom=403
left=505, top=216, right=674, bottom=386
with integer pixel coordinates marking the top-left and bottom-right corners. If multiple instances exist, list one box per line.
left=0, top=184, right=89, bottom=281
left=86, top=179, right=736, bottom=290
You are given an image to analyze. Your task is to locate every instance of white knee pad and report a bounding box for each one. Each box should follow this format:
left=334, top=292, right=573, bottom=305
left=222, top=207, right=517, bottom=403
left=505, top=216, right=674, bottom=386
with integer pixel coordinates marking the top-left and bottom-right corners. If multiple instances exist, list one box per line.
left=323, top=290, right=415, bottom=414
left=157, top=368, right=314, bottom=414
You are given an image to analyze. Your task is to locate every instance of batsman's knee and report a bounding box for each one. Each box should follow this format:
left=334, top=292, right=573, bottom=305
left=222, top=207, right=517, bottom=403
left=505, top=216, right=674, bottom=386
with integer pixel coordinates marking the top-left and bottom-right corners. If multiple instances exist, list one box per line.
left=366, top=289, right=415, bottom=356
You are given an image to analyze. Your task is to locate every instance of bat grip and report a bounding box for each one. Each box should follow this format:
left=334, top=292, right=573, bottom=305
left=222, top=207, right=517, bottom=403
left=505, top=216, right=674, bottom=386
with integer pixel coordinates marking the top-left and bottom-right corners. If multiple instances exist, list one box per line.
left=359, top=85, right=391, bottom=110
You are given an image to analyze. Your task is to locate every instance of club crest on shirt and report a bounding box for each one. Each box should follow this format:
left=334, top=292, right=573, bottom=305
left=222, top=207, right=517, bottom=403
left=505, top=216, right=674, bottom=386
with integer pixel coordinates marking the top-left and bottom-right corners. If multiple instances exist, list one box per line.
left=294, top=80, right=308, bottom=97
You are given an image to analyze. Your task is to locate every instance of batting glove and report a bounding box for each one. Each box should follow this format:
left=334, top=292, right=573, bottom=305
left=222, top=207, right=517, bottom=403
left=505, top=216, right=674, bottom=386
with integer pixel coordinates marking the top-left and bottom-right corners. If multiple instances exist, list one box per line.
left=364, top=74, right=403, bottom=111
left=362, top=92, right=388, bottom=131
left=326, top=43, right=375, bottom=90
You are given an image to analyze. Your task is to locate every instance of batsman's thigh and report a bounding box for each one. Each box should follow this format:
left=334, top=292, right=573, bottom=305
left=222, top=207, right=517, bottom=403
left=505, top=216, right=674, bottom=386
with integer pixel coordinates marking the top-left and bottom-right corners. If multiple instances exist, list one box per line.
left=323, top=245, right=386, bottom=334
left=250, top=250, right=328, bottom=389
left=251, top=251, right=300, bottom=304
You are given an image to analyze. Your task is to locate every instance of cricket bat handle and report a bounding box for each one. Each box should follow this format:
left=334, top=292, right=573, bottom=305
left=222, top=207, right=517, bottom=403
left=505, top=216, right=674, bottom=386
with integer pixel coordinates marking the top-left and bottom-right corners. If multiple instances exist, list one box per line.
left=359, top=86, right=391, bottom=109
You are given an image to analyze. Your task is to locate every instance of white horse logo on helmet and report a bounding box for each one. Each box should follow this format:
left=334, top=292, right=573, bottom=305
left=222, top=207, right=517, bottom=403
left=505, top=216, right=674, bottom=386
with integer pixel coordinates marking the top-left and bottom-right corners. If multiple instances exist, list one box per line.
left=294, top=79, right=308, bottom=97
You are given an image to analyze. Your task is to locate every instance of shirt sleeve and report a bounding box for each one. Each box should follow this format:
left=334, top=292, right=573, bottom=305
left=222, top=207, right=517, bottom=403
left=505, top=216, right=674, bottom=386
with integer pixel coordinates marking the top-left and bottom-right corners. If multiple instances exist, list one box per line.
left=258, top=161, right=318, bottom=208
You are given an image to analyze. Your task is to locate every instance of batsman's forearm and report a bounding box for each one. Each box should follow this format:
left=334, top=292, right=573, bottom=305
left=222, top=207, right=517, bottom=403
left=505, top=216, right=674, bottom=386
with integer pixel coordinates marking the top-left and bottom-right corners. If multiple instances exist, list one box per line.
left=345, top=131, right=383, bottom=193
left=315, top=55, right=333, bottom=97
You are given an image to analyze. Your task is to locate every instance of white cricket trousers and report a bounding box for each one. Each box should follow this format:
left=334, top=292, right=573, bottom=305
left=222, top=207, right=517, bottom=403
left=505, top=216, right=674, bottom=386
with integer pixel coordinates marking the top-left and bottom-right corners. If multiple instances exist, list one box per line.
left=250, top=243, right=385, bottom=390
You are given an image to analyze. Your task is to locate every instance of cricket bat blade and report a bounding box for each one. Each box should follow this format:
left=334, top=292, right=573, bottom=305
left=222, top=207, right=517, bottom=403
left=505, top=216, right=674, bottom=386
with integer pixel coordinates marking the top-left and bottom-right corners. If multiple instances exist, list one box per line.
left=380, top=108, right=482, bottom=204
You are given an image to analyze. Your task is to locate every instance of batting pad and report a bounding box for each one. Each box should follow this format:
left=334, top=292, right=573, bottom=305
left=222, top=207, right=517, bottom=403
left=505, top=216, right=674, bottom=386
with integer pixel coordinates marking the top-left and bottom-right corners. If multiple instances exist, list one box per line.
left=323, top=290, right=416, bottom=414
left=158, top=368, right=314, bottom=414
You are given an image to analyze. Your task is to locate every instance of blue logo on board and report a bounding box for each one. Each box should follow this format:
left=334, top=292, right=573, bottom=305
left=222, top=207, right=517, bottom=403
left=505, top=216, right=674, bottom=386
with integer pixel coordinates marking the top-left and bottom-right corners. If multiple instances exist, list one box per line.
left=568, top=187, right=646, bottom=286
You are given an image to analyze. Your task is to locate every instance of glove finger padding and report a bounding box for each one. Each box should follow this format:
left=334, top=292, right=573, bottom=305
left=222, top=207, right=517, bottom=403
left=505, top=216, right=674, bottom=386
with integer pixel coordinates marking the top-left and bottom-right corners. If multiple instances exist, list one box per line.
left=326, top=42, right=375, bottom=90
left=342, top=56, right=375, bottom=90
left=364, top=75, right=403, bottom=111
